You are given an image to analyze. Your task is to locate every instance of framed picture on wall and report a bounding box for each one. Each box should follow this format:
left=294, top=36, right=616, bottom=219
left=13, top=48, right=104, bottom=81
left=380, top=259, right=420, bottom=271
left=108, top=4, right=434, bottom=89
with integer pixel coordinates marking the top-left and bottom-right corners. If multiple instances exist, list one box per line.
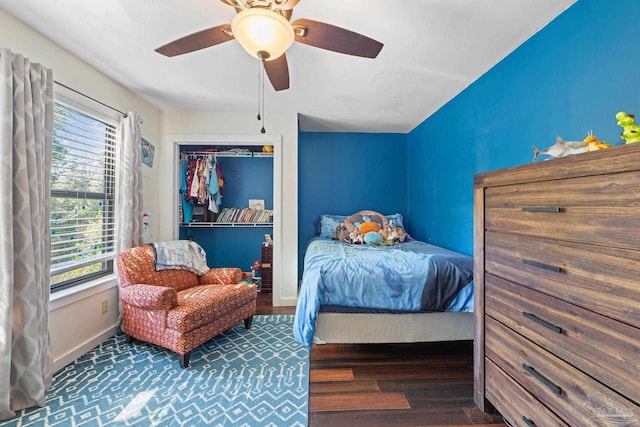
left=141, top=138, right=155, bottom=167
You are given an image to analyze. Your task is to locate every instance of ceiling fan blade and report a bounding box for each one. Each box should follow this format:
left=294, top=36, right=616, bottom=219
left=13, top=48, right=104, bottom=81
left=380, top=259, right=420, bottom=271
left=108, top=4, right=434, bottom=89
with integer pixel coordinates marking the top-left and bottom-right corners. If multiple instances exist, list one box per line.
left=155, top=24, right=233, bottom=57
left=292, top=19, right=383, bottom=58
left=263, top=54, right=290, bottom=91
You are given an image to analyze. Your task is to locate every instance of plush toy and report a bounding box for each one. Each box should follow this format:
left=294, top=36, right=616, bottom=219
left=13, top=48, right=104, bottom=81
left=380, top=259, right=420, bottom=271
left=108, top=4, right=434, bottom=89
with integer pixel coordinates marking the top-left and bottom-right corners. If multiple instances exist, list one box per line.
left=363, top=231, right=383, bottom=245
left=583, top=131, right=612, bottom=152
left=380, top=223, right=407, bottom=244
left=333, top=223, right=355, bottom=243
left=532, top=136, right=587, bottom=161
left=359, top=220, right=381, bottom=235
left=616, top=112, right=640, bottom=144
left=391, top=226, right=407, bottom=243
left=348, top=231, right=363, bottom=244
left=334, top=210, right=389, bottom=244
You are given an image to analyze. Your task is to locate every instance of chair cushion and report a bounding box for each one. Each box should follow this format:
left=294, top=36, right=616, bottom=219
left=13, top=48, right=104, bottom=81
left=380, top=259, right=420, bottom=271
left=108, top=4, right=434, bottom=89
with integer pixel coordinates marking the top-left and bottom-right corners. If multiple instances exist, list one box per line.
left=117, top=245, right=199, bottom=292
left=166, top=283, right=257, bottom=332
left=199, top=268, right=243, bottom=285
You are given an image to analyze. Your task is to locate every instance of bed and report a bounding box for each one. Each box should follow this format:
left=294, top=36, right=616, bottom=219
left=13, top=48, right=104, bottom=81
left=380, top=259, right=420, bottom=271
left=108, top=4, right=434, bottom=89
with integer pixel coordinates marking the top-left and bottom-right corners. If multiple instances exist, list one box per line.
left=293, top=213, right=475, bottom=348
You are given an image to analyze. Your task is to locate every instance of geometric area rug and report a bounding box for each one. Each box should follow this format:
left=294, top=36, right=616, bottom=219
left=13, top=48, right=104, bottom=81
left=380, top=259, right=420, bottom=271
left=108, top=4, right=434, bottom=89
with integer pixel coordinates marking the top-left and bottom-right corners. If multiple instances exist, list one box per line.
left=1, top=314, right=309, bottom=427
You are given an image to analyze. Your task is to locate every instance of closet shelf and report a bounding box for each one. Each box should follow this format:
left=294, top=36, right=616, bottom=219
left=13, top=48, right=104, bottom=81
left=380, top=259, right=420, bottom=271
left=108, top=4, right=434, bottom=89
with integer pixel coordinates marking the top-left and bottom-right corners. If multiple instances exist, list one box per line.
left=186, top=150, right=273, bottom=158
left=180, top=222, right=273, bottom=228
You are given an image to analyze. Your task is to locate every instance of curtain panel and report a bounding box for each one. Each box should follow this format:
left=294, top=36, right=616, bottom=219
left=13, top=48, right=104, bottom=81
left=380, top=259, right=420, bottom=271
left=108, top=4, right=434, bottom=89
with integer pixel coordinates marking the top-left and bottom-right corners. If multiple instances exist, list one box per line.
left=0, top=48, right=54, bottom=420
left=116, top=112, right=143, bottom=252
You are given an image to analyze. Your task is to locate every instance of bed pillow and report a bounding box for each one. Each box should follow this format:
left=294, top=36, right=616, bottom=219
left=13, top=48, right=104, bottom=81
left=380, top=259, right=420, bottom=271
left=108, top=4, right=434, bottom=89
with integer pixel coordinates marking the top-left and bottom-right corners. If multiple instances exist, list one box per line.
left=317, top=214, right=347, bottom=238
left=385, top=213, right=405, bottom=229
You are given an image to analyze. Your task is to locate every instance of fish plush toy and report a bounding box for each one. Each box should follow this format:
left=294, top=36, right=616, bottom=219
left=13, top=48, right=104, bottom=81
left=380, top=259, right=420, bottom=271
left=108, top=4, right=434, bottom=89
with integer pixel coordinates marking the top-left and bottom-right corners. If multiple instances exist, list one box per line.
left=532, top=136, right=587, bottom=162
left=532, top=131, right=612, bottom=162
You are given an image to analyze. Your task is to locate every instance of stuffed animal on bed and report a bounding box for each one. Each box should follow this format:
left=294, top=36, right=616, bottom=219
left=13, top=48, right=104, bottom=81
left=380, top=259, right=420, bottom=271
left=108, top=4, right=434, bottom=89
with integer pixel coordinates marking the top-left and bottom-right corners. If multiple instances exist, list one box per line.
left=357, top=216, right=382, bottom=235
left=363, top=231, right=383, bottom=245
left=332, top=223, right=350, bottom=242
left=335, top=210, right=388, bottom=244
left=380, top=222, right=407, bottom=243
left=333, top=210, right=408, bottom=245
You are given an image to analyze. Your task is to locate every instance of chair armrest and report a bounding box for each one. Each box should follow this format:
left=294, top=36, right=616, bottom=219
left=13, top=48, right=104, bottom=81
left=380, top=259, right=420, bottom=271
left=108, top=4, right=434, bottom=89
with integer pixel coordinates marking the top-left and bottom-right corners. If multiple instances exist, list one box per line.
left=119, top=284, right=178, bottom=310
left=199, top=268, right=242, bottom=285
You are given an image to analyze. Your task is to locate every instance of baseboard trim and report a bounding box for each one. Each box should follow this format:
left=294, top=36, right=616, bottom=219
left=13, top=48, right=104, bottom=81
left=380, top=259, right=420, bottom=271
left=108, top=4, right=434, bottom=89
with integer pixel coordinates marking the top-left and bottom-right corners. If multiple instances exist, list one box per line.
left=276, top=297, right=298, bottom=307
left=53, top=324, right=119, bottom=373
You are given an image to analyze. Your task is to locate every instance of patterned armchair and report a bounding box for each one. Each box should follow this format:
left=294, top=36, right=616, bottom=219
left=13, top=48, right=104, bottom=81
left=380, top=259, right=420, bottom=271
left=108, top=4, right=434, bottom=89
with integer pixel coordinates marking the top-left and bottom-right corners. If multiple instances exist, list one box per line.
left=116, top=243, right=257, bottom=368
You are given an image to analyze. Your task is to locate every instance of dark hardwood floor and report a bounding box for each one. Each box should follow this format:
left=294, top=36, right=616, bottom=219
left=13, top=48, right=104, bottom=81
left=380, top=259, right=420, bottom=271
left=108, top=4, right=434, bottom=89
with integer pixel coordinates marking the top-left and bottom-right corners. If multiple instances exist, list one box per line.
left=256, top=292, right=507, bottom=427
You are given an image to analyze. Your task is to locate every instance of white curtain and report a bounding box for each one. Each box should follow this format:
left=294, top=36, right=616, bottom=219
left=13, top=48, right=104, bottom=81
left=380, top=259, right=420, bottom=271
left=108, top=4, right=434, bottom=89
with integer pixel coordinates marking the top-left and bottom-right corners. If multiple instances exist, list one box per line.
left=116, top=112, right=143, bottom=252
left=0, top=49, right=54, bottom=420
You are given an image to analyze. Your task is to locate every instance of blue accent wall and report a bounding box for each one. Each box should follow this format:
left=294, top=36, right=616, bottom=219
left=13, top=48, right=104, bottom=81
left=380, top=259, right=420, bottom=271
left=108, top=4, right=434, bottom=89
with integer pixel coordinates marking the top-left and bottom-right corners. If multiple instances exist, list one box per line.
left=298, top=132, right=407, bottom=275
left=407, top=0, right=640, bottom=256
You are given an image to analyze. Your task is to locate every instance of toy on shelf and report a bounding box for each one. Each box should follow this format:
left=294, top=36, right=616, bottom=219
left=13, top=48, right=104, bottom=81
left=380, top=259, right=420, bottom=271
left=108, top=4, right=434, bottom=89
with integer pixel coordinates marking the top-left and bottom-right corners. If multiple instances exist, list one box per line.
left=583, top=131, right=612, bottom=152
left=532, top=131, right=612, bottom=162
left=532, top=136, right=587, bottom=162
left=615, top=111, right=640, bottom=144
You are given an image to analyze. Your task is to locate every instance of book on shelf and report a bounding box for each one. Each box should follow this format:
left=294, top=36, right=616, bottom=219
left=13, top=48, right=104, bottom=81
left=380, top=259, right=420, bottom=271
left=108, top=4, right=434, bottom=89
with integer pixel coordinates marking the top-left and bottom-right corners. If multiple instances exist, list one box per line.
left=224, top=208, right=233, bottom=222
left=225, top=208, right=237, bottom=222
left=210, top=207, right=273, bottom=223
left=249, top=199, right=265, bottom=210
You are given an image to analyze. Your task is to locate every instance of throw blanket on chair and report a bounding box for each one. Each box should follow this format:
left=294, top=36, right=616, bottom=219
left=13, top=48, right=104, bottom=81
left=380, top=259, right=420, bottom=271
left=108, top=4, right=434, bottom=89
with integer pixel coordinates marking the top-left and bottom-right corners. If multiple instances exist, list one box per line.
left=151, top=240, right=210, bottom=275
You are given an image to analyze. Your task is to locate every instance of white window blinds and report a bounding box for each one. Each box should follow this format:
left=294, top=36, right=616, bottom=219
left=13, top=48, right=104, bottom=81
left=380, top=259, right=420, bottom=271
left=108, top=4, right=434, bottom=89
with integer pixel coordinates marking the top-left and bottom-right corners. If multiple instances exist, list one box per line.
left=50, top=102, right=118, bottom=289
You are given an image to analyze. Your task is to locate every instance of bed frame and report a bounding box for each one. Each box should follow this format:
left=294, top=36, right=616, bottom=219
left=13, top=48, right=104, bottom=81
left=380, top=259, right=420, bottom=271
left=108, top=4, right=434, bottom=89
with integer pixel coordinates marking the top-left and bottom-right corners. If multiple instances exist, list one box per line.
left=312, top=311, right=474, bottom=345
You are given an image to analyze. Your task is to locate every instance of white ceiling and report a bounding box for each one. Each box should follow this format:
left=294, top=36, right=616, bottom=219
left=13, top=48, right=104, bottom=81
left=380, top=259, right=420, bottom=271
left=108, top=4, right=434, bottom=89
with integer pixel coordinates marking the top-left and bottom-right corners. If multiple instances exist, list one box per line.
left=1, top=0, right=575, bottom=133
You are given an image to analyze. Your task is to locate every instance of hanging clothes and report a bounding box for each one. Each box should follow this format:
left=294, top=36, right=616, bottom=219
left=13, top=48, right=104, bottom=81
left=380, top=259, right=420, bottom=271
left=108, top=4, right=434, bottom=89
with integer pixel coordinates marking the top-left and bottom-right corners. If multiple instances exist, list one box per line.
left=207, top=157, right=222, bottom=214
left=180, top=158, right=193, bottom=223
left=189, top=158, right=201, bottom=199
left=198, top=157, right=211, bottom=205
left=181, top=153, right=224, bottom=222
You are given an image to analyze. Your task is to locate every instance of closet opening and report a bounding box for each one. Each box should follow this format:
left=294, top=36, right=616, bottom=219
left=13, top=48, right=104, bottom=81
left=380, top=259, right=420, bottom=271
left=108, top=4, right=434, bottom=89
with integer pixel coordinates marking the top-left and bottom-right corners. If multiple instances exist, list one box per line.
left=171, top=135, right=282, bottom=306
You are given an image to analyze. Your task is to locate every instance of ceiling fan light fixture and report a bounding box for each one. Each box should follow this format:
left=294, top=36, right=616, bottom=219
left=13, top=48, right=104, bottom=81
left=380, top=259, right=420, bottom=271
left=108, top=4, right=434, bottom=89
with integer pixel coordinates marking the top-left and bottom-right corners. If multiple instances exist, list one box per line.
left=231, top=8, right=294, bottom=61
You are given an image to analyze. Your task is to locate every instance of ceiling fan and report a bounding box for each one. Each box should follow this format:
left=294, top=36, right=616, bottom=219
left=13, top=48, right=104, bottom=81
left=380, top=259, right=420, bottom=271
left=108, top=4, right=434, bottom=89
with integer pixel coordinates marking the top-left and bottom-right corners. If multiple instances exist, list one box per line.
left=155, top=0, right=383, bottom=91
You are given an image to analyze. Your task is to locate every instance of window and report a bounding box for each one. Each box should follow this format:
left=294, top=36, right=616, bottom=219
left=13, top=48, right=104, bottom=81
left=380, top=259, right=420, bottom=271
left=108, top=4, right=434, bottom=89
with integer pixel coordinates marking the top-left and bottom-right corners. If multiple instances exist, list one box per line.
left=50, top=102, right=117, bottom=291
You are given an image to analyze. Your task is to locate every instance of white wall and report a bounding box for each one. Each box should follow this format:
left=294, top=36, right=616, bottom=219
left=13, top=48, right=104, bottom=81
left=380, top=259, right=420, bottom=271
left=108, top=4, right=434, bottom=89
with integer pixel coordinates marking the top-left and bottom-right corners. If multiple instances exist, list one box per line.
left=1, top=9, right=163, bottom=372
left=160, top=111, right=299, bottom=307
left=1, top=9, right=300, bottom=373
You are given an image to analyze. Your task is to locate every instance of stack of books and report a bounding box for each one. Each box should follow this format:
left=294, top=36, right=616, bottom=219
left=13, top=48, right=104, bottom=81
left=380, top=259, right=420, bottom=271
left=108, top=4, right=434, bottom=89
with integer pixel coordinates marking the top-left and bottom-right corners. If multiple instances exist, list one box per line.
left=215, top=208, right=273, bottom=223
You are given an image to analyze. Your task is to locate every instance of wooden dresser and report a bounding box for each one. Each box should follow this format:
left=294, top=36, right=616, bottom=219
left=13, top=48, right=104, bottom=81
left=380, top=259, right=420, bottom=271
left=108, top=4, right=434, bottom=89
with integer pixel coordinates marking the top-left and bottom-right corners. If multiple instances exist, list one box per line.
left=473, top=143, right=640, bottom=426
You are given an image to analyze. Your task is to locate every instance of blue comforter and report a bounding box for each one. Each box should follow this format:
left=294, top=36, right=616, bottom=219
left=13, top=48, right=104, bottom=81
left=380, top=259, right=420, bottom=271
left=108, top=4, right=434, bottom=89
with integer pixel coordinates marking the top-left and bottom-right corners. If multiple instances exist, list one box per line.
left=293, top=238, right=474, bottom=348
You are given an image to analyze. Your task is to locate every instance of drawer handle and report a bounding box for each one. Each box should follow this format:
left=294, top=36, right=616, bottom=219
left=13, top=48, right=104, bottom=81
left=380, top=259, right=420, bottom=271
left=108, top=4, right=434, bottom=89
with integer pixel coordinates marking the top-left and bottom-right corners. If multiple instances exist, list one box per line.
left=521, top=206, right=561, bottom=213
left=522, top=259, right=562, bottom=273
left=523, top=364, right=562, bottom=395
left=522, top=312, right=562, bottom=334
left=522, top=416, right=536, bottom=427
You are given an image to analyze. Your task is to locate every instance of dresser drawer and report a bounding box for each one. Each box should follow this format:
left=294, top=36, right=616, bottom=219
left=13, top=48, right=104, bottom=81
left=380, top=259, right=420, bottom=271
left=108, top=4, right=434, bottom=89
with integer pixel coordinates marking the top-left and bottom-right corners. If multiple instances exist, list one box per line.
left=485, top=317, right=640, bottom=426
left=485, top=231, right=640, bottom=329
left=484, top=171, right=640, bottom=249
left=485, top=274, right=640, bottom=406
left=261, top=245, right=273, bottom=262
left=486, top=358, right=568, bottom=427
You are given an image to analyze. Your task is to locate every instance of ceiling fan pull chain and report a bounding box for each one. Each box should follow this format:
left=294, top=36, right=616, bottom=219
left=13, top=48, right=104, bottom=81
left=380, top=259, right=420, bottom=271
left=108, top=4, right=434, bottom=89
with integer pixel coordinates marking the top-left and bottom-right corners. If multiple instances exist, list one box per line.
left=260, top=61, right=266, bottom=134
left=257, top=59, right=262, bottom=121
